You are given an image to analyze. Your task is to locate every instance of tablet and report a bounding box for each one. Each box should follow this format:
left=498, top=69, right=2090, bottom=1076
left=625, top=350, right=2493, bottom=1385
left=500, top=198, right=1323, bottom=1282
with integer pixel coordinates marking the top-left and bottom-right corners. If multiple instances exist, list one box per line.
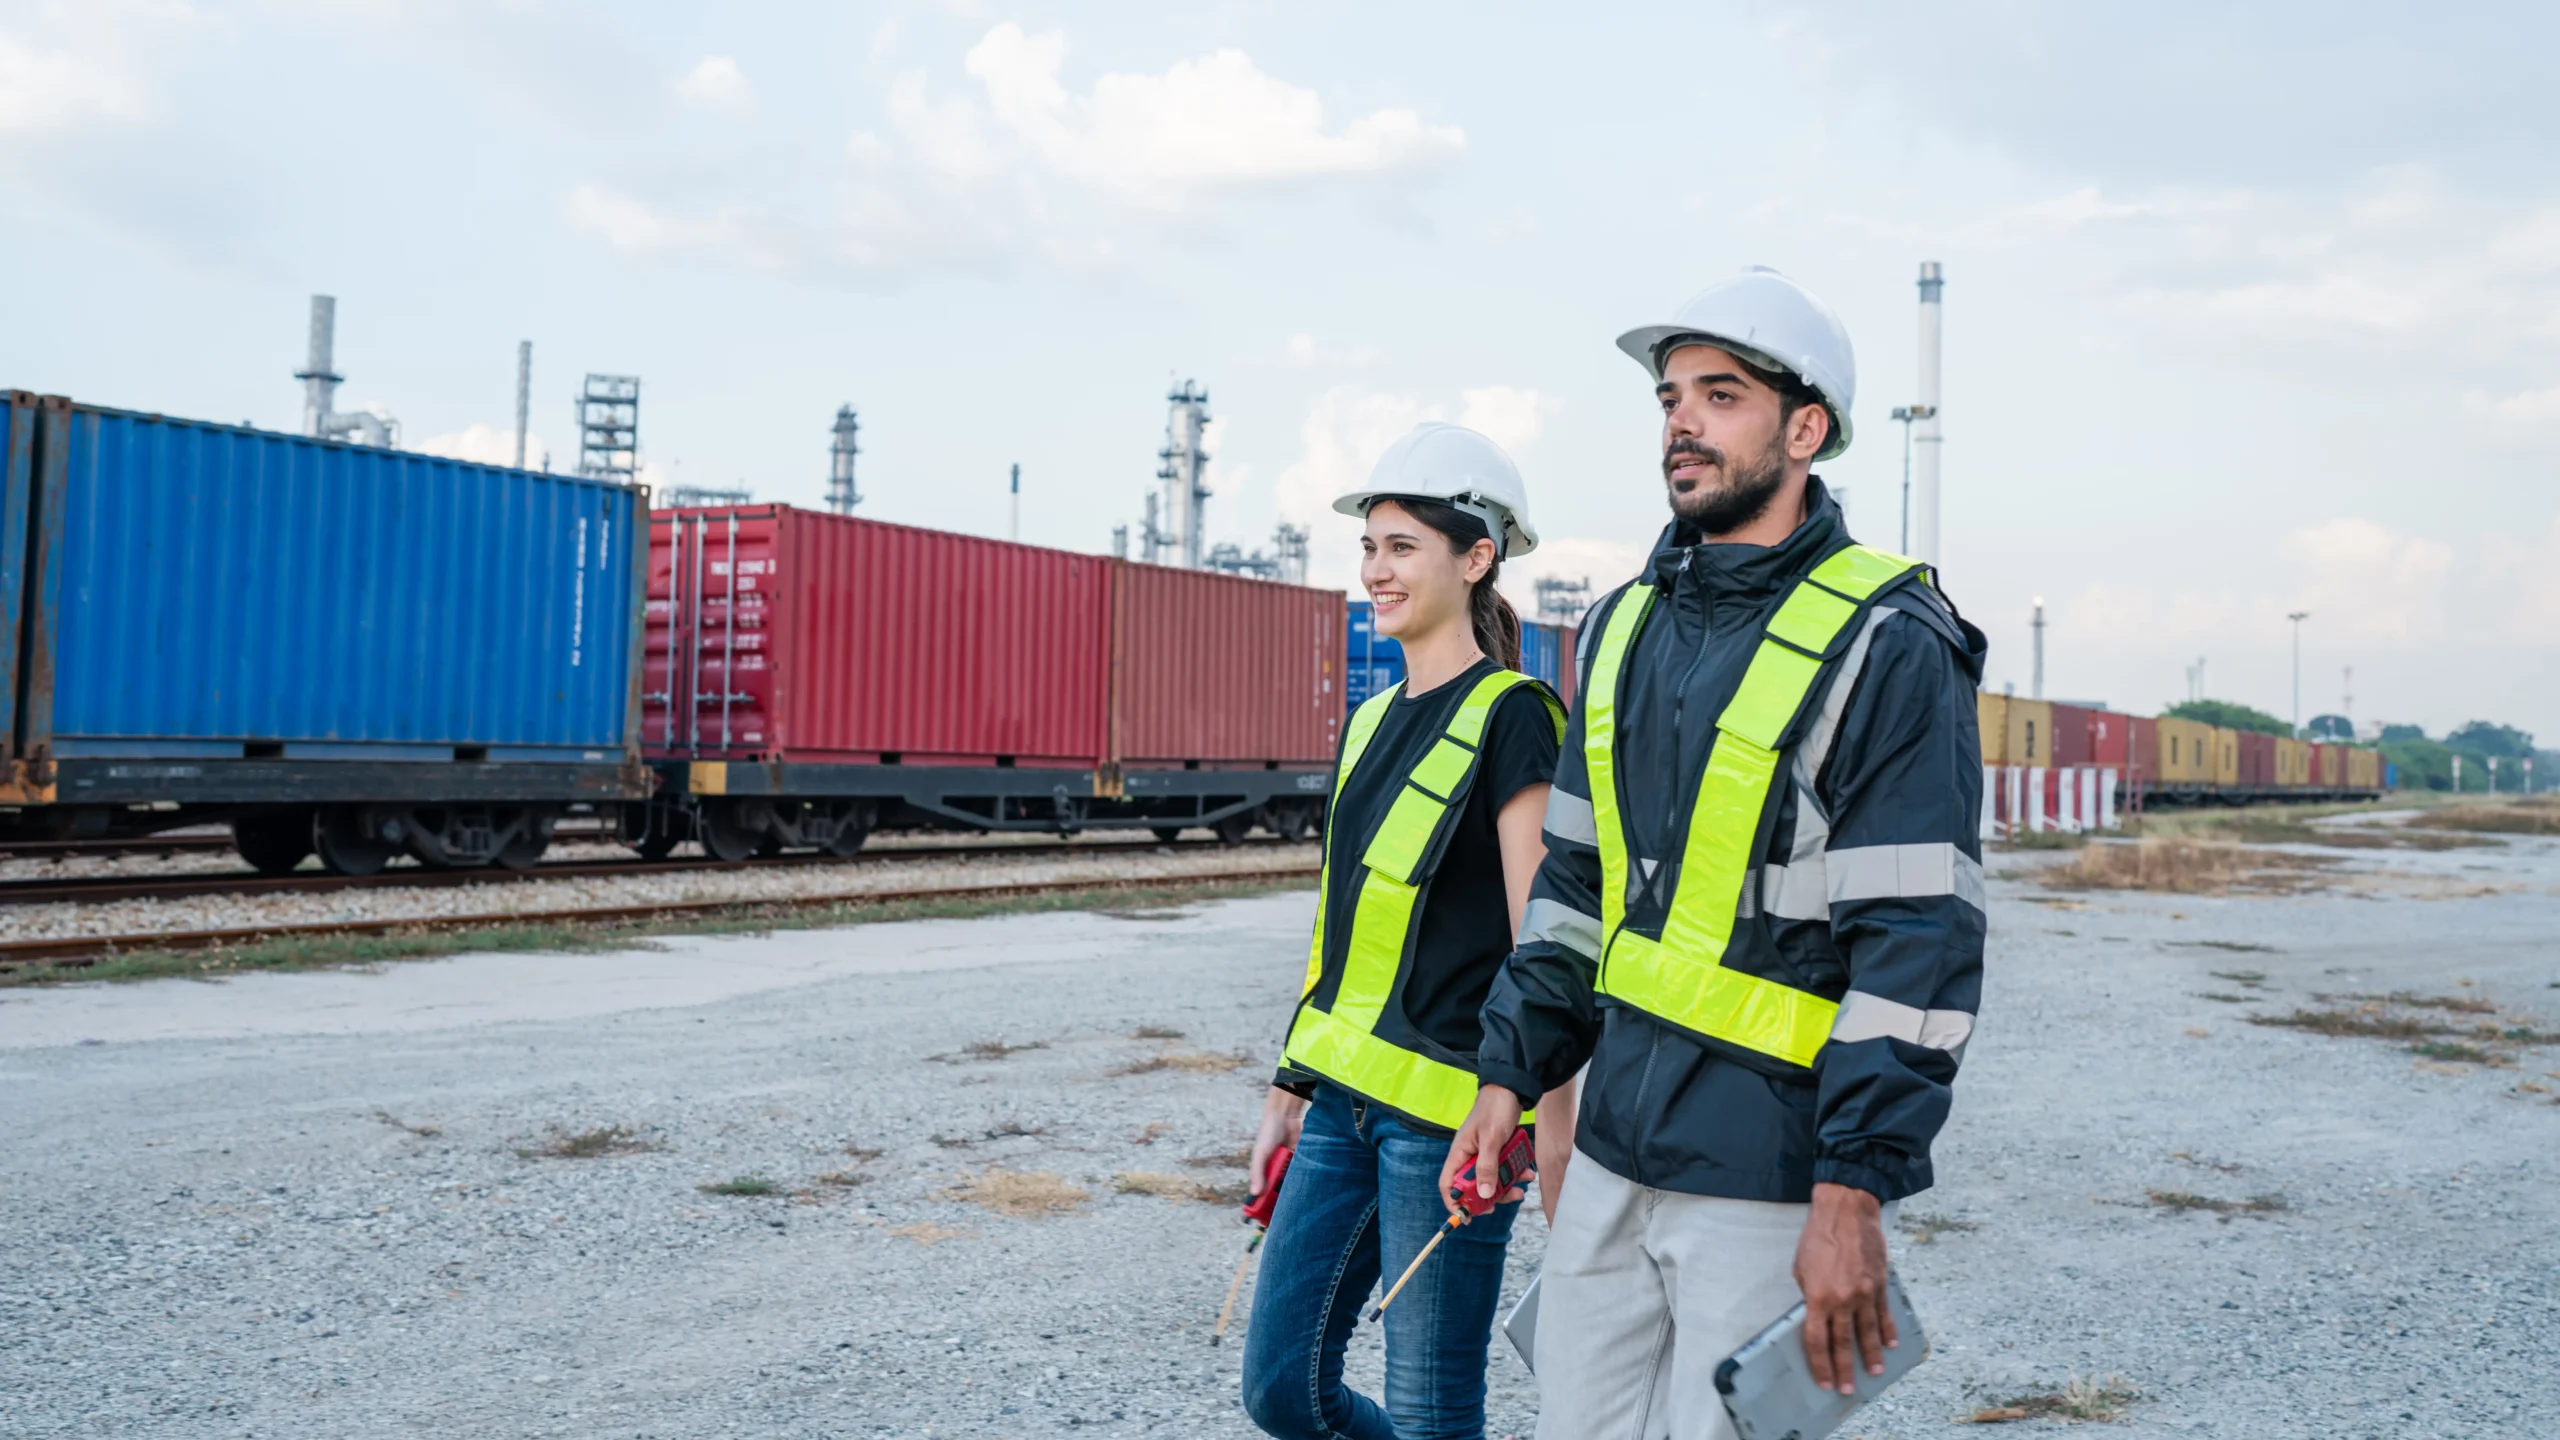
left=1713, top=1272, right=1928, bottom=1440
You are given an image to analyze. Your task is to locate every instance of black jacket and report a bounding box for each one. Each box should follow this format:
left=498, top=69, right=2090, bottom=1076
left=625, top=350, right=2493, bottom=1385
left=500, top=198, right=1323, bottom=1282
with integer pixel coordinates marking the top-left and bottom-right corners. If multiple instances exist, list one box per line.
left=1475, top=481, right=1987, bottom=1203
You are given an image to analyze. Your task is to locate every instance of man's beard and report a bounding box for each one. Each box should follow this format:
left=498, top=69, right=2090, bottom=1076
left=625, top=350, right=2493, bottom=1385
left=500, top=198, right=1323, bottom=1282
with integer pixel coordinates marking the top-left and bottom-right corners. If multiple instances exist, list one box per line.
left=1661, top=425, right=1788, bottom=534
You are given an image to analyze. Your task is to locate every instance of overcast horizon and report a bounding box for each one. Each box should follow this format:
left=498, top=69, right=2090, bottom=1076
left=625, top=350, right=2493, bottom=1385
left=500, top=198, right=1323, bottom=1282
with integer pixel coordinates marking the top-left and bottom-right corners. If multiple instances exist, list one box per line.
left=2, top=2, right=2553, bottom=741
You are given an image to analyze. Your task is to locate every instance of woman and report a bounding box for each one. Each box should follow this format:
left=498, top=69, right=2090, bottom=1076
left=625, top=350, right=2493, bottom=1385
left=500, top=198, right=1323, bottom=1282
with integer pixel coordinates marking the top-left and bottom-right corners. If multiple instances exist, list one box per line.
left=1240, top=423, right=1576, bottom=1440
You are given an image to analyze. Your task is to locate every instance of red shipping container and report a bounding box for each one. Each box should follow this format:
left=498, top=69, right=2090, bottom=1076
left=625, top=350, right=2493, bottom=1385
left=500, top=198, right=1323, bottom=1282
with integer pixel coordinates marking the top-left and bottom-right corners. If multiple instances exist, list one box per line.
left=1555, top=625, right=1578, bottom=709
left=2126, top=716, right=2157, bottom=780
left=645, top=506, right=1113, bottom=766
left=1110, top=562, right=1344, bottom=766
left=2047, top=704, right=2096, bottom=767
left=2087, top=710, right=2132, bottom=765
left=2311, top=743, right=2342, bottom=787
left=2236, top=730, right=2277, bottom=788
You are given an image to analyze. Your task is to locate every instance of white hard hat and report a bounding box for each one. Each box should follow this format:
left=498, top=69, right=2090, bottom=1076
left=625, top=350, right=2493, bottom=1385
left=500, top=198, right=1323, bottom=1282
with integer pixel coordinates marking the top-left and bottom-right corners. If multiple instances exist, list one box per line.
left=1616, top=266, right=1857, bottom=461
left=1332, top=422, right=1539, bottom=558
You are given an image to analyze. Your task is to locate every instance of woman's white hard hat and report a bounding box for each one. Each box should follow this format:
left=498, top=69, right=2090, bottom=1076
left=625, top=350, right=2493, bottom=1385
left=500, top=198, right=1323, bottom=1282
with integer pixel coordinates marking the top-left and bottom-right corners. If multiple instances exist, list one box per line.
left=1332, top=422, right=1539, bottom=558
left=1615, top=266, right=1857, bottom=461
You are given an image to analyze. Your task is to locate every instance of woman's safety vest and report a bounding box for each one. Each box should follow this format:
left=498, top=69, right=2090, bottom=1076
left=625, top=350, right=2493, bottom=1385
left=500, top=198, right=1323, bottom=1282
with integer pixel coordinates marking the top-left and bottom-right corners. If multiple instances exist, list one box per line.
left=1282, top=668, right=1565, bottom=1129
left=1584, top=543, right=1927, bottom=1070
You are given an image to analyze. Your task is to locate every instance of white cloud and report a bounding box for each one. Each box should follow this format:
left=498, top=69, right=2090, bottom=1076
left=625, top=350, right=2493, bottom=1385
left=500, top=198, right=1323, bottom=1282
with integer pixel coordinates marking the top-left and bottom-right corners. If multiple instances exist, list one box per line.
left=416, top=422, right=551, bottom=468
left=1266, top=334, right=1382, bottom=369
left=1456, top=386, right=1560, bottom=454
left=0, top=0, right=198, bottom=134
left=2283, top=516, right=2453, bottom=645
left=2462, top=385, right=2560, bottom=426
left=566, top=24, right=1463, bottom=278
left=960, top=22, right=1463, bottom=210
left=674, top=54, right=753, bottom=114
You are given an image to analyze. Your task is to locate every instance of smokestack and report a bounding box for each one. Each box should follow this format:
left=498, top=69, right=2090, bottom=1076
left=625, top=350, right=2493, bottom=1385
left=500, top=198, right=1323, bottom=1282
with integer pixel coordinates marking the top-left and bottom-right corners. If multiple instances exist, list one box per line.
left=2031, top=595, right=2046, bottom=700
left=296, top=295, right=343, bottom=439
left=1912, top=262, right=1944, bottom=566
left=514, top=341, right=532, bottom=468
left=828, top=405, right=861, bottom=514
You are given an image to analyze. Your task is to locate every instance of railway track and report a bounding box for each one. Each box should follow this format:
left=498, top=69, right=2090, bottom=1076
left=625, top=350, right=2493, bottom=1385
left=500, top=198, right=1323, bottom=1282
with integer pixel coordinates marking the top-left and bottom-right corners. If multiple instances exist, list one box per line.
left=0, top=835, right=1299, bottom=908
left=0, top=864, right=1321, bottom=972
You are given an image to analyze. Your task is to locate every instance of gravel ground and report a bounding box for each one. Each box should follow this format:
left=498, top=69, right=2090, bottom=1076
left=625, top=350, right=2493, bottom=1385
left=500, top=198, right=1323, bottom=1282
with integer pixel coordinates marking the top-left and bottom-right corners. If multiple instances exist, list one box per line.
left=2, top=829, right=2556, bottom=1437
left=2, top=841, right=1317, bottom=941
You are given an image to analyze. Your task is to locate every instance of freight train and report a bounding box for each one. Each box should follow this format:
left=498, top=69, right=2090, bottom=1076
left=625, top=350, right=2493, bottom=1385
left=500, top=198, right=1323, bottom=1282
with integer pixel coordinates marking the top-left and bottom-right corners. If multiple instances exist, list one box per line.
left=1976, top=692, right=2386, bottom=838
left=0, top=395, right=1346, bottom=872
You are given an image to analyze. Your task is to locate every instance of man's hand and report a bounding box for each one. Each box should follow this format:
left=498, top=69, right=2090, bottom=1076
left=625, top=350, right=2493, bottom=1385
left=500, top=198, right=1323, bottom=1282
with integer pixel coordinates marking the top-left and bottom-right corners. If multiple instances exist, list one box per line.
left=1439, top=1085, right=1527, bottom=1221
left=1793, top=1181, right=1896, bottom=1395
left=1248, top=1086, right=1305, bottom=1197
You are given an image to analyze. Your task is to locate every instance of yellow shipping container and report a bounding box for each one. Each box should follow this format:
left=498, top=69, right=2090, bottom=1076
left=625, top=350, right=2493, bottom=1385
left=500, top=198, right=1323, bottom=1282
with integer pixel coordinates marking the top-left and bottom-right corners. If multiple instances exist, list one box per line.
left=2156, top=716, right=2216, bottom=784
left=1976, top=691, right=2008, bottom=765
left=2349, top=747, right=2381, bottom=790
left=2005, top=699, right=2055, bottom=768
left=2275, top=737, right=2310, bottom=788
left=2212, top=727, right=2241, bottom=787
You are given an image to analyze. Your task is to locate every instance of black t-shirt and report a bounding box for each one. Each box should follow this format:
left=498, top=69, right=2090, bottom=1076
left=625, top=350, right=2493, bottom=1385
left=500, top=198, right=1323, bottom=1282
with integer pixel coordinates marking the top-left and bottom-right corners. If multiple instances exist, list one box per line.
left=1284, top=657, right=1560, bottom=1123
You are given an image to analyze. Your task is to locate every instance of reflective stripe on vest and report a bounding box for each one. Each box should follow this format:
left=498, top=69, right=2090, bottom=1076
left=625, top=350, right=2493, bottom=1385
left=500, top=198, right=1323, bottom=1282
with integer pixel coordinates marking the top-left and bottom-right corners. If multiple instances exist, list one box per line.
left=1285, top=668, right=1564, bottom=1129
left=1588, top=544, right=1926, bottom=1068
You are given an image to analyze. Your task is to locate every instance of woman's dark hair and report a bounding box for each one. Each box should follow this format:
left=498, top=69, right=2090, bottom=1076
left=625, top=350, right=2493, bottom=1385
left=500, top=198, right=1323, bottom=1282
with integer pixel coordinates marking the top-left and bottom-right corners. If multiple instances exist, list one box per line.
left=1381, top=496, right=1521, bottom=671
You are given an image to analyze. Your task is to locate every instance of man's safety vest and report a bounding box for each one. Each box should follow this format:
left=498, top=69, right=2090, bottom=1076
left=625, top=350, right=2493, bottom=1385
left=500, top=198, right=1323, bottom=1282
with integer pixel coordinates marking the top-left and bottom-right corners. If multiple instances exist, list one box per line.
left=1585, top=543, right=1928, bottom=1069
left=1283, top=668, right=1565, bottom=1129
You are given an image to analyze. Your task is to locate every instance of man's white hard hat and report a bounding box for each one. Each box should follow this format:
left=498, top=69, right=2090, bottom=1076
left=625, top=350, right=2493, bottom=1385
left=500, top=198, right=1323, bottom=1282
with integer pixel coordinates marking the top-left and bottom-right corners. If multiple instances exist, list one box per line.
left=1332, top=422, right=1539, bottom=558
left=1616, top=266, right=1857, bottom=461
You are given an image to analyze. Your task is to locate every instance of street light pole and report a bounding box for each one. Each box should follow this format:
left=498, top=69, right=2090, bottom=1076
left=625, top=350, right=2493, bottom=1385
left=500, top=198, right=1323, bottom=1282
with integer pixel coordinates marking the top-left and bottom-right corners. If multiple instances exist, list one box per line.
left=2286, top=610, right=2309, bottom=735
left=1891, top=404, right=1935, bottom=554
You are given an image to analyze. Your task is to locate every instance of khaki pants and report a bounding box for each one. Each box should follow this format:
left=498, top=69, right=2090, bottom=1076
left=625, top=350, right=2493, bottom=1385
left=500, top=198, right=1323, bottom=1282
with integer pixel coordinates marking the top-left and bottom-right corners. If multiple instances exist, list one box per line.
left=1532, top=1148, right=1889, bottom=1440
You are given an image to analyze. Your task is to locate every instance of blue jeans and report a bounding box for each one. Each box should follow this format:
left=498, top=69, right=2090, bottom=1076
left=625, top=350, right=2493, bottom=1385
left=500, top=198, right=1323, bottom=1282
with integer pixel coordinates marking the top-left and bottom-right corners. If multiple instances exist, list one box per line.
left=1241, top=1084, right=1521, bottom=1440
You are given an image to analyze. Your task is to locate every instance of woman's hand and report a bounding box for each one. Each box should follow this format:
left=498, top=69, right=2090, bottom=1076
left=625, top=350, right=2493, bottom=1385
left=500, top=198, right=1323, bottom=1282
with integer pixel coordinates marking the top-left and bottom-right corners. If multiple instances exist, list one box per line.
left=1249, top=1086, right=1307, bottom=1196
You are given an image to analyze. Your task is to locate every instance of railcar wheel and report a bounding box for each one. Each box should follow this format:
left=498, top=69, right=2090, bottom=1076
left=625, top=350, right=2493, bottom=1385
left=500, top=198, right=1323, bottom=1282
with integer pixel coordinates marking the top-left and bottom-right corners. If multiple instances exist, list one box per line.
left=821, top=804, right=873, bottom=858
left=1151, top=826, right=1185, bottom=845
left=1212, top=813, right=1253, bottom=846
left=314, top=807, right=398, bottom=877
left=492, top=814, right=556, bottom=872
left=1271, top=804, right=1317, bottom=842
left=232, top=810, right=315, bottom=876
left=699, top=801, right=762, bottom=864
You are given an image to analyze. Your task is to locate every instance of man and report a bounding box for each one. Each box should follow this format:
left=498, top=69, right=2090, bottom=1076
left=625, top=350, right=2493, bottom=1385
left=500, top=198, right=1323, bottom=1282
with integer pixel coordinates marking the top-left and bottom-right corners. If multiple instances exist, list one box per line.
left=1441, top=267, right=1986, bottom=1438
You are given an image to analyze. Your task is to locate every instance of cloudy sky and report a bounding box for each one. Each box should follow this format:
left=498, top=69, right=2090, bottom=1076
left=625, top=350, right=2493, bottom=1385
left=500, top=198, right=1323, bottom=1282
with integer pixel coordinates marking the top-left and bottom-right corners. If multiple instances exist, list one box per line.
left=4, top=1, right=2554, bottom=739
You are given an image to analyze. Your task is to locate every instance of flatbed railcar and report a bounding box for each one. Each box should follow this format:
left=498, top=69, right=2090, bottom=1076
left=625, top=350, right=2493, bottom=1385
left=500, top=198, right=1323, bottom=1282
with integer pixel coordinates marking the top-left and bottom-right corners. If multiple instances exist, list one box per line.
left=0, top=392, right=646, bottom=874
left=638, top=505, right=1339, bottom=860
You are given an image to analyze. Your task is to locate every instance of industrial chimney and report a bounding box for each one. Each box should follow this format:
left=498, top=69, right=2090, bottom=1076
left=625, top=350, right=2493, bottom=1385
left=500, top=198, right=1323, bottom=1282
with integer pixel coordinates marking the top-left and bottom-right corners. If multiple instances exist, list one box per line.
left=1912, top=262, right=1943, bottom=566
left=293, top=295, right=397, bottom=447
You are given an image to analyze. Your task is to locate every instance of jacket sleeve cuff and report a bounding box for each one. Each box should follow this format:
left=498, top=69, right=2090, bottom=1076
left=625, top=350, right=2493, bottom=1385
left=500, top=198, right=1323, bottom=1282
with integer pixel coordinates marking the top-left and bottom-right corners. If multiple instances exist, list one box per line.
left=1472, top=1061, right=1544, bottom=1109
left=1811, top=1155, right=1911, bottom=1203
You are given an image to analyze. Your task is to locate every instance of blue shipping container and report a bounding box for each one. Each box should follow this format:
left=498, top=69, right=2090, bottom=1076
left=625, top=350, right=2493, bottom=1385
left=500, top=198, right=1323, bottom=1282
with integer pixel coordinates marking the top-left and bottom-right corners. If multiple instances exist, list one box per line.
left=18, top=402, right=641, bottom=762
left=0, top=394, right=34, bottom=770
left=1345, top=602, right=1566, bottom=715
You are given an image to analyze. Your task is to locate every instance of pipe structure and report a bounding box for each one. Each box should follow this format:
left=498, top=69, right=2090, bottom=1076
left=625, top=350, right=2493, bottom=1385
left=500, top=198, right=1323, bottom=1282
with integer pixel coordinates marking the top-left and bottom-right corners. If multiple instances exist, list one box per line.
left=828, top=405, right=862, bottom=514
left=1912, top=262, right=1944, bottom=566
left=2031, top=595, right=2045, bottom=700
left=514, top=341, right=532, bottom=468
left=293, top=295, right=397, bottom=447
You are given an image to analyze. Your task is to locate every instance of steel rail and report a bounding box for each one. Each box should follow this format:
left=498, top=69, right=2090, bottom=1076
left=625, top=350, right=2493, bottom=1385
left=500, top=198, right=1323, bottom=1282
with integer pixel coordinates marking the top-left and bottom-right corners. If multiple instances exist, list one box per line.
left=0, top=864, right=1321, bottom=971
left=0, top=836, right=1299, bottom=908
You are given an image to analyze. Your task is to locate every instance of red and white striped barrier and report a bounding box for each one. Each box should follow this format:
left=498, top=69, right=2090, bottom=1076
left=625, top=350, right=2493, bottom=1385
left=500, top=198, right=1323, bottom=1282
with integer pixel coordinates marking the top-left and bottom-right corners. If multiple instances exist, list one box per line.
left=1981, top=765, right=2128, bottom=841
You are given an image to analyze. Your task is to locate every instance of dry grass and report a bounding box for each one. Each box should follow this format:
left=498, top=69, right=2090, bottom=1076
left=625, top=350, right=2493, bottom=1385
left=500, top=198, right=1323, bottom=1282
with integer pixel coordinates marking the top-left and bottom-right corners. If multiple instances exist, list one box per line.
left=516, top=1125, right=653, bottom=1160
left=931, top=1038, right=1049, bottom=1063
left=1963, top=1374, right=2140, bottom=1423
left=1184, top=1148, right=1255, bottom=1170
left=2146, top=1189, right=2287, bottom=1218
left=1130, top=1025, right=1186, bottom=1040
left=2039, top=838, right=2335, bottom=895
left=1112, top=1050, right=1252, bottom=1076
left=1114, top=1171, right=1245, bottom=1205
left=814, top=1170, right=870, bottom=1188
left=699, top=1175, right=777, bottom=1197
left=944, top=1168, right=1091, bottom=1218
left=2251, top=1008, right=2452, bottom=1040
left=1897, top=1212, right=1981, bottom=1245
left=889, top=1222, right=971, bottom=1244
left=2410, top=797, right=2560, bottom=836
left=2409, top=1040, right=2504, bottom=1064
left=373, top=1110, right=443, bottom=1138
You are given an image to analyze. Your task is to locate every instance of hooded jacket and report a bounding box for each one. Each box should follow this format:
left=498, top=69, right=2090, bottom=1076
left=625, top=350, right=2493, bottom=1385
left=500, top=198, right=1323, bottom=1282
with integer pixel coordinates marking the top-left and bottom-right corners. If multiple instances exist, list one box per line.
left=1475, top=480, right=1987, bottom=1203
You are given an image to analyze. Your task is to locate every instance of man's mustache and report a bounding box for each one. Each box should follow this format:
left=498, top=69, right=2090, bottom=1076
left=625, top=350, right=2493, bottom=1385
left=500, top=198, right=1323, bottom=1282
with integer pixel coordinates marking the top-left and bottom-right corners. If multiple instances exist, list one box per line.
left=1662, top=437, right=1725, bottom=480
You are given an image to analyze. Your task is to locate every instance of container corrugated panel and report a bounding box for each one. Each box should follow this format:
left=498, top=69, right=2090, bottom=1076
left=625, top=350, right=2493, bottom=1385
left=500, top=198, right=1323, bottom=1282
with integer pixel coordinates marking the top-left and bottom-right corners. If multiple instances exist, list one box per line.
left=1518, top=620, right=1561, bottom=695
left=2275, top=737, right=2309, bottom=788
left=2236, top=730, right=2277, bottom=788
left=2354, top=750, right=2381, bottom=789
left=2128, top=716, right=2158, bottom=781
left=1976, top=691, right=2008, bottom=764
left=1112, top=563, right=1343, bottom=765
left=24, top=402, right=639, bottom=760
left=646, top=506, right=1112, bottom=765
left=2048, top=703, right=2095, bottom=766
left=2005, top=699, right=2054, bottom=768
left=2087, top=709, right=2129, bottom=766
left=2212, top=728, right=2241, bottom=787
left=2155, top=717, right=2214, bottom=783
left=0, top=394, right=35, bottom=765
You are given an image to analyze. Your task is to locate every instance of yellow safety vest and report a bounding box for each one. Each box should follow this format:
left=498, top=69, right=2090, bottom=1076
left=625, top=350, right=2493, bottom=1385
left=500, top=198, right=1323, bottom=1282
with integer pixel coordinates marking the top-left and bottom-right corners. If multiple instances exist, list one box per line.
left=1586, top=543, right=1927, bottom=1069
left=1283, top=668, right=1565, bottom=1129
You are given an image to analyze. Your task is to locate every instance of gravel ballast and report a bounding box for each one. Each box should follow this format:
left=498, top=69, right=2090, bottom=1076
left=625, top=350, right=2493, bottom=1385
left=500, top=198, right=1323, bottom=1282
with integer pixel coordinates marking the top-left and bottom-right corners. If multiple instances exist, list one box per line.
left=2, top=832, right=2556, bottom=1437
